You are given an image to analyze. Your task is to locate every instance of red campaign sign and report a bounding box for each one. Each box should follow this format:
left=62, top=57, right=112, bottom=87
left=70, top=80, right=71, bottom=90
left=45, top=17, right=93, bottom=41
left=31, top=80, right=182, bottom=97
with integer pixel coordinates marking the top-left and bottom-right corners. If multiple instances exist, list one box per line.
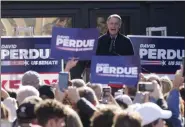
left=1, top=79, right=58, bottom=89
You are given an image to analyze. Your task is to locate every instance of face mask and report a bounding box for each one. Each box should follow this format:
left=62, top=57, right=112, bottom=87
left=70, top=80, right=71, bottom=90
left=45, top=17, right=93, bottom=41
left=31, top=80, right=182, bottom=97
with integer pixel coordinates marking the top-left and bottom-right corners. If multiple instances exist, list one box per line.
left=1, top=120, right=12, bottom=127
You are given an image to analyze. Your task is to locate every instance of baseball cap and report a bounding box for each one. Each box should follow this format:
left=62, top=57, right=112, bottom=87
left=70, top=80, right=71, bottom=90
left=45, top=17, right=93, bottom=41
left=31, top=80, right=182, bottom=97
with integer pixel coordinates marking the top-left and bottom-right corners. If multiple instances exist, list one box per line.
left=115, top=94, right=132, bottom=106
left=17, top=102, right=36, bottom=121
left=17, top=96, right=42, bottom=121
left=134, top=102, right=172, bottom=126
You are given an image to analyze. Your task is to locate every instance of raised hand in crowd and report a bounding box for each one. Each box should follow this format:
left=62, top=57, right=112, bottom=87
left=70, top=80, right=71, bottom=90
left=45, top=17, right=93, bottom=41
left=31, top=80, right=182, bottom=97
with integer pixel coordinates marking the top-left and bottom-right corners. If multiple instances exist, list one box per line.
left=173, top=65, right=184, bottom=89
left=1, top=88, right=10, bottom=100
left=67, top=86, right=81, bottom=104
left=150, top=80, right=164, bottom=100
left=166, top=65, right=184, bottom=127
left=108, top=93, right=119, bottom=106
left=54, top=83, right=67, bottom=102
left=64, top=58, right=78, bottom=72
left=139, top=73, right=147, bottom=82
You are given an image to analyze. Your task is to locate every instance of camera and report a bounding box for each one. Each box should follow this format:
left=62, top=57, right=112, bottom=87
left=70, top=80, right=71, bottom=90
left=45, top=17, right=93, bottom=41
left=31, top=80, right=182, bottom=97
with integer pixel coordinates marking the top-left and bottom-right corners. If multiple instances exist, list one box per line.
left=138, top=82, right=154, bottom=92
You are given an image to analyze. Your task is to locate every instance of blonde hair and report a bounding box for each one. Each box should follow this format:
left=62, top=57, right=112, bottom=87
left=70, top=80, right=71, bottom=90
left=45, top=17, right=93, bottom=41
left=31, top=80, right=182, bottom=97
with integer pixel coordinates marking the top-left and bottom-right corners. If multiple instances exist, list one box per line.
left=87, top=83, right=102, bottom=100
left=146, top=73, right=161, bottom=85
left=78, top=86, right=99, bottom=105
left=1, top=102, right=10, bottom=120
left=71, top=79, right=86, bottom=88
left=160, top=75, right=173, bottom=95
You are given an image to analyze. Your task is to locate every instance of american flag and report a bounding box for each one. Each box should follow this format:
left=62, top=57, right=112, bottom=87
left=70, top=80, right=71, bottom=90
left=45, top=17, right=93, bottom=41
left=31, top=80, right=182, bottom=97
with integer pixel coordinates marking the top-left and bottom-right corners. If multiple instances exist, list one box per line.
left=97, top=73, right=119, bottom=77
left=1, top=61, right=25, bottom=66
left=141, top=60, right=162, bottom=65
left=56, top=46, right=76, bottom=51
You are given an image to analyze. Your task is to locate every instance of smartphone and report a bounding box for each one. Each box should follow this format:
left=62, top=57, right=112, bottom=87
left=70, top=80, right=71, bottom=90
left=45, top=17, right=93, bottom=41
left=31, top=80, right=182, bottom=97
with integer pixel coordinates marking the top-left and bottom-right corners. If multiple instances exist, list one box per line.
left=102, top=87, right=111, bottom=104
left=59, top=72, right=69, bottom=91
left=138, top=82, right=154, bottom=92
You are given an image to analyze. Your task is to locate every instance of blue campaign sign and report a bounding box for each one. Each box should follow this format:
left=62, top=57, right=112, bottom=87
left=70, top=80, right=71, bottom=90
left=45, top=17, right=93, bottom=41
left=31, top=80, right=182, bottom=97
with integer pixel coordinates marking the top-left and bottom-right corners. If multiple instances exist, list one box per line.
left=51, top=27, right=99, bottom=60
left=90, top=56, right=141, bottom=86
left=1, top=37, right=61, bottom=73
left=128, top=35, right=184, bottom=74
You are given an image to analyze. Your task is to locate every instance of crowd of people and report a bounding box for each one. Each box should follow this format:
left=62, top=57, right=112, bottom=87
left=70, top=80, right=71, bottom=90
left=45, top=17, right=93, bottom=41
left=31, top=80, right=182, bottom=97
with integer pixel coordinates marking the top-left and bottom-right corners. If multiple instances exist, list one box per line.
left=1, top=58, right=185, bottom=127
left=1, top=14, right=185, bottom=127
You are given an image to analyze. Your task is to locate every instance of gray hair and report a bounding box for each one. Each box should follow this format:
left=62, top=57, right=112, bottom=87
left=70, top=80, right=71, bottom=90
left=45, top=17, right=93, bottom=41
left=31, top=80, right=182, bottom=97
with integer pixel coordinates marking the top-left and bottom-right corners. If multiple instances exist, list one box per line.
left=71, top=79, right=86, bottom=88
left=21, top=71, right=41, bottom=89
left=107, top=14, right=122, bottom=25
left=16, top=86, right=40, bottom=105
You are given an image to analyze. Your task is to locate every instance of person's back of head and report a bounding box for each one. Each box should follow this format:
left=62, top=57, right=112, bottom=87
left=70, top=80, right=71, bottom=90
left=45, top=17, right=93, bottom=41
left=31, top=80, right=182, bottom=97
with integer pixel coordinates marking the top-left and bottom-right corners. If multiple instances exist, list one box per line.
left=71, top=79, right=86, bottom=88
left=38, top=85, right=55, bottom=100
left=87, top=83, right=102, bottom=100
left=115, top=94, right=132, bottom=109
left=35, top=99, right=67, bottom=127
left=146, top=73, right=161, bottom=86
left=78, top=86, right=99, bottom=106
left=16, top=85, right=40, bottom=105
left=160, top=75, right=173, bottom=95
left=7, top=89, right=17, bottom=99
left=17, top=96, right=42, bottom=126
left=112, top=111, right=142, bottom=127
left=22, top=71, right=41, bottom=89
left=124, top=86, right=137, bottom=100
left=65, top=106, right=83, bottom=127
left=90, top=104, right=121, bottom=127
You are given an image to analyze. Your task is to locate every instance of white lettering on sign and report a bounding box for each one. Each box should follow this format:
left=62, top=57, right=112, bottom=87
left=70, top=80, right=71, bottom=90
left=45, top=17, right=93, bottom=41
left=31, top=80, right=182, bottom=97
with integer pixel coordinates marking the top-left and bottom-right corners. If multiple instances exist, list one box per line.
left=140, top=49, right=184, bottom=60
left=96, top=64, right=138, bottom=75
left=1, top=49, right=50, bottom=60
left=56, top=35, right=95, bottom=48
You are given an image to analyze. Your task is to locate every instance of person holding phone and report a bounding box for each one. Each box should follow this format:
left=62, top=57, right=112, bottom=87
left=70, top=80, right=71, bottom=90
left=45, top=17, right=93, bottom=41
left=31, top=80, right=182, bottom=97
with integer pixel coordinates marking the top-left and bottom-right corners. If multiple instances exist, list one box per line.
left=54, top=58, right=78, bottom=103
left=167, top=65, right=184, bottom=127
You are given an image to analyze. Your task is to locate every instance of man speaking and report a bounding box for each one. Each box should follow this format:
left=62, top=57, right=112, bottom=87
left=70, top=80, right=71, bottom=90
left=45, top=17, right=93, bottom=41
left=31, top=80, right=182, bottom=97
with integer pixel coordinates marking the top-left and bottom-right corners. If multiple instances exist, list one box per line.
left=70, top=14, right=134, bottom=80
left=96, top=14, right=134, bottom=56
left=96, top=14, right=134, bottom=93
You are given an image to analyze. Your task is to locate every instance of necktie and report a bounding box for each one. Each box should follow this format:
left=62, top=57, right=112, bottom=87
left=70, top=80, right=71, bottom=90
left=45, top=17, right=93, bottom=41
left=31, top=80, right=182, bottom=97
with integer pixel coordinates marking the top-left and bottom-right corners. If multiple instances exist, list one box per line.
left=109, top=37, right=116, bottom=53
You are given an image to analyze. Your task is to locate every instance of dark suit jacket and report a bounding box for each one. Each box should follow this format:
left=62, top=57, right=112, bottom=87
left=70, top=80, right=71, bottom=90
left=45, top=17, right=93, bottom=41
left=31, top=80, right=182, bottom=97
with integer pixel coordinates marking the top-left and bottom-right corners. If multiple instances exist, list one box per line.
left=96, top=32, right=134, bottom=56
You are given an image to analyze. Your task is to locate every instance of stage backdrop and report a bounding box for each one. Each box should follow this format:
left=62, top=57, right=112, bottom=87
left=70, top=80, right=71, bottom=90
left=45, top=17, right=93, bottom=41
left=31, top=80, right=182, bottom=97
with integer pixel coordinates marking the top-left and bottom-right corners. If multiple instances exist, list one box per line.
left=128, top=35, right=184, bottom=79
left=1, top=37, right=60, bottom=89
left=50, top=27, right=99, bottom=60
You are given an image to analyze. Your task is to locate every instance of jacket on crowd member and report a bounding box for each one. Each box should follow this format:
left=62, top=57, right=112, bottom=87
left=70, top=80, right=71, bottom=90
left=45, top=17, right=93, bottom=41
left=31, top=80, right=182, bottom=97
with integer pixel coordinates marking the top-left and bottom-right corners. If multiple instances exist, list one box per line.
left=167, top=89, right=183, bottom=127
left=96, top=32, right=134, bottom=56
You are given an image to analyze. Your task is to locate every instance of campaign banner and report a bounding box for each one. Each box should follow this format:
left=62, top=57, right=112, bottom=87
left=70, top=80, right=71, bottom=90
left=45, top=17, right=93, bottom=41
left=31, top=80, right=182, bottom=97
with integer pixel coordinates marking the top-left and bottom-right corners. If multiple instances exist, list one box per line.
left=1, top=37, right=61, bottom=89
left=51, top=27, right=99, bottom=60
left=90, top=56, right=140, bottom=86
left=128, top=35, right=184, bottom=75
left=1, top=73, right=58, bottom=90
